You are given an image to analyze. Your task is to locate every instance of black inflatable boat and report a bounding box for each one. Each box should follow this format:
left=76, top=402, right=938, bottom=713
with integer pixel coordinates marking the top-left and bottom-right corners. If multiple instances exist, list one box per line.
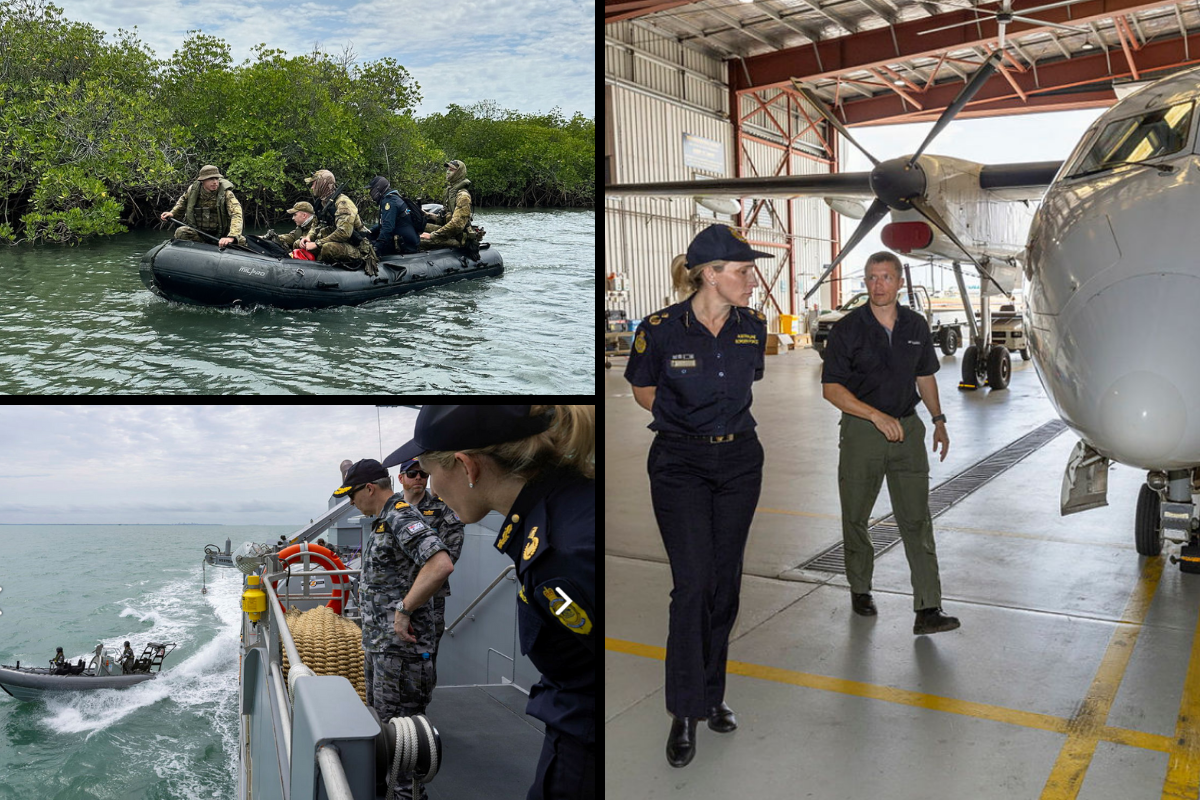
left=139, top=238, right=504, bottom=310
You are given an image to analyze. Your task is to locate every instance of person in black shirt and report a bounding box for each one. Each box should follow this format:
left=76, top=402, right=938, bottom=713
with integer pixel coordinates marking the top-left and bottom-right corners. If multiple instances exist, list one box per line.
left=821, top=251, right=961, bottom=636
left=383, top=404, right=595, bottom=800
left=624, top=224, right=772, bottom=768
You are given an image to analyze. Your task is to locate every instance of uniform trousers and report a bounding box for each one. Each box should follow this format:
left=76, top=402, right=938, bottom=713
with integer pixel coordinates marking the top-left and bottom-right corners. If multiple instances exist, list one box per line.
left=837, top=413, right=943, bottom=611
left=648, top=431, right=763, bottom=719
left=364, top=650, right=436, bottom=800
left=525, top=727, right=595, bottom=800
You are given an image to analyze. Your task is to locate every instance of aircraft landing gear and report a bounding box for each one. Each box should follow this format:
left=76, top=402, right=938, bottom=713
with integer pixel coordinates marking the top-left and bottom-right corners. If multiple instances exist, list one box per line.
left=1151, top=469, right=1200, bottom=571
left=986, top=345, right=1011, bottom=390
left=1135, top=484, right=1163, bottom=556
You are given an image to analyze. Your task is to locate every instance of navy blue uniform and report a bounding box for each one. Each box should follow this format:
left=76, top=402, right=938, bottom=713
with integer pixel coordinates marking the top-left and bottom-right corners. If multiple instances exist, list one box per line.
left=370, top=189, right=420, bottom=256
left=624, top=297, right=766, bottom=719
left=495, top=468, right=596, bottom=800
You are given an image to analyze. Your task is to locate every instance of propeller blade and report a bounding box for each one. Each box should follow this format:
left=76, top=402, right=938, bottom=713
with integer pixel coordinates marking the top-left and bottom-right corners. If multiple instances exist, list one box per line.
left=907, top=51, right=1002, bottom=167
left=908, top=195, right=1009, bottom=296
left=791, top=80, right=880, bottom=167
left=803, top=198, right=890, bottom=302
left=1009, top=15, right=1089, bottom=34
left=918, top=13, right=992, bottom=36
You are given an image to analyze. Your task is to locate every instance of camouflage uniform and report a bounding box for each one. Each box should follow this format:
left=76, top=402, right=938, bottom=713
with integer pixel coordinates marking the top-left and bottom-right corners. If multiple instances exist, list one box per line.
left=168, top=177, right=245, bottom=245
left=310, top=192, right=380, bottom=274
left=361, top=492, right=449, bottom=800
left=422, top=160, right=474, bottom=249
left=414, top=491, right=466, bottom=657
left=277, top=217, right=314, bottom=249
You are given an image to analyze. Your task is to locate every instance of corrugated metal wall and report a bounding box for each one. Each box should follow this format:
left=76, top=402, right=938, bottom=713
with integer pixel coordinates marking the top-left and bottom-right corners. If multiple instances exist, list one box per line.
left=604, top=22, right=835, bottom=330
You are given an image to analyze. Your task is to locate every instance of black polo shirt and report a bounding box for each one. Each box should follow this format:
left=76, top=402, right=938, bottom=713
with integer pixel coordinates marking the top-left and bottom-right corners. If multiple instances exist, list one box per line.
left=820, top=304, right=939, bottom=418
left=624, top=296, right=767, bottom=436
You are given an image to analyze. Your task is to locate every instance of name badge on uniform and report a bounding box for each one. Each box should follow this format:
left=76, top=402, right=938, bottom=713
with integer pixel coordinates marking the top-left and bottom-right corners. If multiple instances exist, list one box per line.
left=907, top=340, right=921, bottom=345
left=735, top=333, right=760, bottom=345
left=669, top=354, right=696, bottom=369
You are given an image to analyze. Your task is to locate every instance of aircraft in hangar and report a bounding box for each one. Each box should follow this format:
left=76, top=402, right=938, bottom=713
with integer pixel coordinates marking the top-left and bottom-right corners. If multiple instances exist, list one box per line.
left=608, top=55, right=1200, bottom=569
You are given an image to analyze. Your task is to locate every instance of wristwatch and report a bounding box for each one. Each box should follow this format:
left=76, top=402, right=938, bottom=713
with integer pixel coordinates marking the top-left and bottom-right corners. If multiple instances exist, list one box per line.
left=396, top=599, right=411, bottom=617
left=931, top=414, right=947, bottom=424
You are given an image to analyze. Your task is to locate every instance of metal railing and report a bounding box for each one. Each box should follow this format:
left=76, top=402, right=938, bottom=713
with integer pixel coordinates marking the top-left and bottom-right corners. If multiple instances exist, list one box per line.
left=445, top=564, right=516, bottom=636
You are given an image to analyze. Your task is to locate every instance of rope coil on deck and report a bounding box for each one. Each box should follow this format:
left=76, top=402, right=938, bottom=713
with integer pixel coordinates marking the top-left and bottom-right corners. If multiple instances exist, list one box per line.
left=280, top=605, right=366, bottom=703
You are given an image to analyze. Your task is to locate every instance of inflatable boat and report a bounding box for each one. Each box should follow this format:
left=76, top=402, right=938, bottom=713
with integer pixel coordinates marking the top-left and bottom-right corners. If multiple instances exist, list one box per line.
left=0, top=643, right=176, bottom=701
left=139, top=238, right=504, bottom=310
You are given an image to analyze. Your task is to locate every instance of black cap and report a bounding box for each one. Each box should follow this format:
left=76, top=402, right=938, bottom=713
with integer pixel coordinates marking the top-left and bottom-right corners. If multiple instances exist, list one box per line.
left=685, top=224, right=772, bottom=269
left=382, top=406, right=553, bottom=468
left=367, top=175, right=390, bottom=202
left=333, top=458, right=389, bottom=497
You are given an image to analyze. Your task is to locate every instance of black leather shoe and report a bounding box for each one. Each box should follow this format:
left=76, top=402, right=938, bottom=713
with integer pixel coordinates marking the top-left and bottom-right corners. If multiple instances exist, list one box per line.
left=851, top=592, right=878, bottom=616
left=706, top=702, right=737, bottom=733
left=914, top=607, right=961, bottom=635
left=666, top=717, right=698, bottom=767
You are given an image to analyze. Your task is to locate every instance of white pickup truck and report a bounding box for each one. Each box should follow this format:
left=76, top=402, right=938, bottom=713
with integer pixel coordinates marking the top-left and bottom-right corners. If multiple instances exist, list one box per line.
left=812, top=285, right=971, bottom=359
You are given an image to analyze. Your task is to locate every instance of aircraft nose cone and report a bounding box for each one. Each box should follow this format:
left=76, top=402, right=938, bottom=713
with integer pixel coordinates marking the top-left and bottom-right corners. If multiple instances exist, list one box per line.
left=869, top=158, right=926, bottom=209
left=1097, top=371, right=1188, bottom=465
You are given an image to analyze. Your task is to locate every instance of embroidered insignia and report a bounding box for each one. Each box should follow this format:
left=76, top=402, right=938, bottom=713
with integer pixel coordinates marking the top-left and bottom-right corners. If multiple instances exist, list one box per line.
left=634, top=330, right=647, bottom=354
left=375, top=522, right=385, bottom=533
left=727, top=225, right=748, bottom=243
left=542, top=586, right=592, bottom=634
left=755, top=310, right=765, bottom=321
left=384, top=203, right=391, bottom=210
left=496, top=523, right=513, bottom=551
left=648, top=315, right=661, bottom=326
left=735, top=333, right=759, bottom=345
left=394, top=501, right=410, bottom=509
left=518, top=584, right=528, bottom=603
left=523, top=526, right=540, bottom=560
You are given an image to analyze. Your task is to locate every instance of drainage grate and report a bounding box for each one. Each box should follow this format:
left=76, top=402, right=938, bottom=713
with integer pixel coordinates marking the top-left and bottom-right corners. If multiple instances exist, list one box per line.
left=799, top=419, right=1068, bottom=574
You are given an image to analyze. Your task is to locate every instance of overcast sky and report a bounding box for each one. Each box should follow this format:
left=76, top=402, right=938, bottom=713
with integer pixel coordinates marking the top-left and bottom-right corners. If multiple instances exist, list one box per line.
left=51, top=0, right=595, bottom=118
left=0, top=405, right=422, bottom=525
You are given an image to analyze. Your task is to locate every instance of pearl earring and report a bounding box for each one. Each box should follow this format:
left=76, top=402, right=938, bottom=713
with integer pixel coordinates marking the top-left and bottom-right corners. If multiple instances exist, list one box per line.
left=469, top=482, right=475, bottom=489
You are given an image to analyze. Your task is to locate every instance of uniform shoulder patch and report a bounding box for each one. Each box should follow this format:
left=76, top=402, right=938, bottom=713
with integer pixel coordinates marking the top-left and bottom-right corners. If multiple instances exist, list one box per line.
left=634, top=329, right=647, bottom=354
left=394, top=501, right=410, bottom=510
left=384, top=203, right=391, bottom=210
left=539, top=584, right=593, bottom=635
left=648, top=314, right=661, bottom=326
left=375, top=521, right=385, bottom=533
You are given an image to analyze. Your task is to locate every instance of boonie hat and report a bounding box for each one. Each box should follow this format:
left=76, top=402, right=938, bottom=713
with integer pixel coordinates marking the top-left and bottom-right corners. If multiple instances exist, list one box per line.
left=196, top=165, right=223, bottom=181
left=286, top=201, right=314, bottom=215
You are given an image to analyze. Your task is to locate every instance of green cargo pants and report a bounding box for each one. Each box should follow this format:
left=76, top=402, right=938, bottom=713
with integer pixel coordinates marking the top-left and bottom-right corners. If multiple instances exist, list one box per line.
left=838, top=412, right=943, bottom=611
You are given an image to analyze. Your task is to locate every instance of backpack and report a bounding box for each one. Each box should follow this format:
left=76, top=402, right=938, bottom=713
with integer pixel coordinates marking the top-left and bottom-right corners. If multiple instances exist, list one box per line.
left=388, top=191, right=426, bottom=232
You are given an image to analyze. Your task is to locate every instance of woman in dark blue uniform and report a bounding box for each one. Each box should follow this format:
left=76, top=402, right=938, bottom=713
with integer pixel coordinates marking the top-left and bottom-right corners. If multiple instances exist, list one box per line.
left=383, top=404, right=595, bottom=800
left=624, top=224, right=773, bottom=768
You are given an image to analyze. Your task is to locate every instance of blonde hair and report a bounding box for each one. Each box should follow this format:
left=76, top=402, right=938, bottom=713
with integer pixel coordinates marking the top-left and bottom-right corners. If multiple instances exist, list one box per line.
left=670, top=255, right=725, bottom=300
left=422, top=405, right=595, bottom=481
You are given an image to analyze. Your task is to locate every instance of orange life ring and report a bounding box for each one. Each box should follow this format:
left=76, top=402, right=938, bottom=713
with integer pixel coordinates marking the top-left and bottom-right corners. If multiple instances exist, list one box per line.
left=272, top=543, right=348, bottom=614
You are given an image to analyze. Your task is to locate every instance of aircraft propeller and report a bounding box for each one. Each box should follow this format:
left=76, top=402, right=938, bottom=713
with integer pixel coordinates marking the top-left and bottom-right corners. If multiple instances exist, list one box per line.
left=792, top=51, right=1008, bottom=300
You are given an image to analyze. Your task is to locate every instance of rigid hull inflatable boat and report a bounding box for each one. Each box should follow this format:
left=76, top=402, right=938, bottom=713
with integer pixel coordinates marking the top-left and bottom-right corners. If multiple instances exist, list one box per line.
left=139, top=239, right=504, bottom=310
left=0, top=642, right=176, bottom=701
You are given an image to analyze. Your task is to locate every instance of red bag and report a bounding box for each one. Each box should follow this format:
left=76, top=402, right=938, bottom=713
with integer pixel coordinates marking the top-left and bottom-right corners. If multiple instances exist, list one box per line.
left=291, top=247, right=316, bottom=261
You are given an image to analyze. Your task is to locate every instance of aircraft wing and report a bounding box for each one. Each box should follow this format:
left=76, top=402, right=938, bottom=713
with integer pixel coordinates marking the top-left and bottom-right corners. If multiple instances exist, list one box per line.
left=979, top=161, right=1063, bottom=201
left=604, top=172, right=875, bottom=199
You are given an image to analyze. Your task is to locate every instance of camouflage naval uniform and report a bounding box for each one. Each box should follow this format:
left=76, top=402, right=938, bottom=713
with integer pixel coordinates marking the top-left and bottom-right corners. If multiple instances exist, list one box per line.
left=168, top=179, right=246, bottom=245
left=310, top=192, right=379, bottom=274
left=422, top=160, right=474, bottom=250
left=277, top=217, right=314, bottom=249
left=361, top=492, right=449, bottom=800
left=414, top=491, right=465, bottom=657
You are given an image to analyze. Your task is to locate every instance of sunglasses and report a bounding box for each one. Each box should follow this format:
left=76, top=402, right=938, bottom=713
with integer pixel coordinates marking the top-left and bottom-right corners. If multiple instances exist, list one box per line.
left=404, top=469, right=428, bottom=479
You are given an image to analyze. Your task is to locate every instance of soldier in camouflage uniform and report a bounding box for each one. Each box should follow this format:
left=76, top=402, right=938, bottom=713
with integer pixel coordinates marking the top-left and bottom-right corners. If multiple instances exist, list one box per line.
left=267, top=201, right=316, bottom=249
left=396, top=457, right=465, bottom=662
left=420, top=159, right=474, bottom=250
left=298, top=169, right=380, bottom=275
left=333, top=458, right=454, bottom=800
left=160, top=165, right=245, bottom=247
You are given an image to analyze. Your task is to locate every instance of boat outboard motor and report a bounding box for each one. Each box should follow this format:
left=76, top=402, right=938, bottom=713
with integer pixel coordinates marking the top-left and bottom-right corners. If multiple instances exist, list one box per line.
left=367, top=708, right=441, bottom=798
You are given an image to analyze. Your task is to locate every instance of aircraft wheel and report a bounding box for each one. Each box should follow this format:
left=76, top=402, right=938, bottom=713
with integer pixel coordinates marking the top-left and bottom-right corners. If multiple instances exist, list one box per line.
left=940, top=327, right=960, bottom=356
left=1020, top=348, right=1031, bottom=361
left=986, top=345, right=1011, bottom=390
left=959, top=345, right=979, bottom=390
left=1135, top=484, right=1164, bottom=556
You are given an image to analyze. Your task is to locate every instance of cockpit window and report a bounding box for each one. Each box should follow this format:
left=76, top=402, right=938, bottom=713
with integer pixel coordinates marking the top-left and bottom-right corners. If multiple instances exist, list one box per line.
left=1065, top=102, right=1194, bottom=178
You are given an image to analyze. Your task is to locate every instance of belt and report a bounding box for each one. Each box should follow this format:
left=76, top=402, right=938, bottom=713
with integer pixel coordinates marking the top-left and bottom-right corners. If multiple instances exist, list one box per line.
left=654, top=430, right=757, bottom=444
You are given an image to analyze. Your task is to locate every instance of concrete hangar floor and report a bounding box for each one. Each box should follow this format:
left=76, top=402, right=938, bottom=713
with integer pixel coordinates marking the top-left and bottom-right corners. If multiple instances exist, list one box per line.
left=605, top=345, right=1200, bottom=800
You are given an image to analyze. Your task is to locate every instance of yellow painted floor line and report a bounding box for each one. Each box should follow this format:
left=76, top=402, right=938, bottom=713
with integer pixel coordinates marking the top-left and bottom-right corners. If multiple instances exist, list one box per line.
left=607, top=635, right=1171, bottom=754
left=1038, top=556, right=1164, bottom=799
left=1162, top=581, right=1200, bottom=799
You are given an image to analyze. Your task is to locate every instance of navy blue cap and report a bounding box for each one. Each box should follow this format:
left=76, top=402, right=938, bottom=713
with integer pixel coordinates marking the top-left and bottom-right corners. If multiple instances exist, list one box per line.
left=686, top=225, right=773, bottom=268
left=382, top=406, right=554, bottom=468
left=333, top=458, right=389, bottom=496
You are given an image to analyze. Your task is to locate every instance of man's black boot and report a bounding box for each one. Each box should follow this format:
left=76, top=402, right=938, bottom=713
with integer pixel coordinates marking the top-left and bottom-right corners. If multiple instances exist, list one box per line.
left=851, top=592, right=878, bottom=616
left=914, top=607, right=961, bottom=635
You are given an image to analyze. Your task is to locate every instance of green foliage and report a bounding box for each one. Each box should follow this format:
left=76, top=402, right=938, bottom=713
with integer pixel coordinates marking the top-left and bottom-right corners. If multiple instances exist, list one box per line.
left=0, top=0, right=594, bottom=242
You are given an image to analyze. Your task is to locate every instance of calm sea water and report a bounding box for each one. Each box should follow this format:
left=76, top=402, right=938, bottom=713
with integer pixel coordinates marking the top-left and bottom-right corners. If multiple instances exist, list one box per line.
left=0, top=208, right=594, bottom=394
left=0, top=524, right=293, bottom=800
